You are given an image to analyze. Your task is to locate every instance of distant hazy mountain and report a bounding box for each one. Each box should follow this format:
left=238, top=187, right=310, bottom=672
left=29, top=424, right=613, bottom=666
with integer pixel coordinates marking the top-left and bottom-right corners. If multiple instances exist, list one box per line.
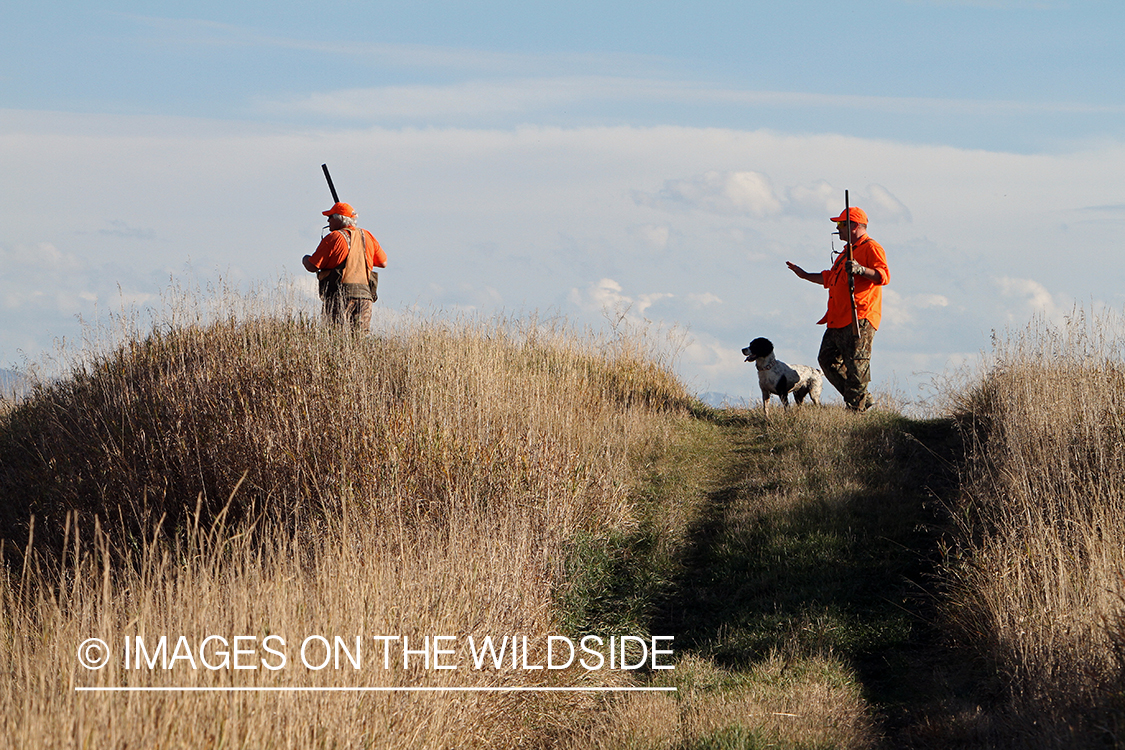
left=696, top=391, right=750, bottom=409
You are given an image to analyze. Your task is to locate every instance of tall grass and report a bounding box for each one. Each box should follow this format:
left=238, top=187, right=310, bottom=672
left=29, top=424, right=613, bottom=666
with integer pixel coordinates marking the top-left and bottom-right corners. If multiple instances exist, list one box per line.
left=0, top=286, right=692, bottom=748
left=942, top=308, right=1125, bottom=745
left=15, top=284, right=1125, bottom=747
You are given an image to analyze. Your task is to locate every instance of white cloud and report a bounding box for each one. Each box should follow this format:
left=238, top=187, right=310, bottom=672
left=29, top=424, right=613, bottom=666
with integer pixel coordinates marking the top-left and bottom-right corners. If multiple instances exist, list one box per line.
left=260, top=76, right=718, bottom=121
left=568, top=278, right=674, bottom=321
left=997, top=277, right=1068, bottom=323
left=2, top=242, right=77, bottom=272
left=634, top=170, right=784, bottom=217
left=0, top=243, right=86, bottom=310
left=865, top=184, right=913, bottom=224
left=882, top=288, right=950, bottom=327
left=679, top=333, right=750, bottom=392
left=125, top=16, right=672, bottom=81
left=785, top=180, right=838, bottom=218
left=686, top=292, right=723, bottom=307
left=256, top=73, right=1125, bottom=125
left=634, top=172, right=913, bottom=224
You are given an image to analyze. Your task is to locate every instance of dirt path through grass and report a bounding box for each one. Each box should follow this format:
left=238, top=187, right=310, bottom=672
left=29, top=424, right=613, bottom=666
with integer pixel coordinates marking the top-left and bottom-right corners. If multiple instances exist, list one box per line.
left=645, top=408, right=976, bottom=748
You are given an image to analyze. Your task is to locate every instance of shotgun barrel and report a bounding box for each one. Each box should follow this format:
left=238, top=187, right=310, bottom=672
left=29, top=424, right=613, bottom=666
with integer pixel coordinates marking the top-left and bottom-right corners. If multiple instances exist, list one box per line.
left=322, top=164, right=340, bottom=204
left=844, top=190, right=860, bottom=336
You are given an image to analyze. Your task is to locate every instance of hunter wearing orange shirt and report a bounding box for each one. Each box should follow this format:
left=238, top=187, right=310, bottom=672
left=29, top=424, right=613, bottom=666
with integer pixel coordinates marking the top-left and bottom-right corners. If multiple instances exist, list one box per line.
left=786, top=206, right=889, bottom=411
left=303, top=201, right=387, bottom=332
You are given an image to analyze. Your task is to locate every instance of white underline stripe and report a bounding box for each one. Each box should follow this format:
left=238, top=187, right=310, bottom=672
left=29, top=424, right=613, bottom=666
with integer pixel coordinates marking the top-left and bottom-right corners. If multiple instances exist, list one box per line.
left=76, top=686, right=677, bottom=693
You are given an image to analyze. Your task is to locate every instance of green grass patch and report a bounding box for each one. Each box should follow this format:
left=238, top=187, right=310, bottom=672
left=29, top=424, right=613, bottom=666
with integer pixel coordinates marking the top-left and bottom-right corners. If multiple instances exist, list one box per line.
left=556, top=407, right=723, bottom=637
left=564, top=405, right=964, bottom=749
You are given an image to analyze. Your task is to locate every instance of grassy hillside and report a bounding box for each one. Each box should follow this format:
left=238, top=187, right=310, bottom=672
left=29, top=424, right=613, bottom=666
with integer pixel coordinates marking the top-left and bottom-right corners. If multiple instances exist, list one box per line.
left=2, top=298, right=1123, bottom=748
left=0, top=300, right=694, bottom=748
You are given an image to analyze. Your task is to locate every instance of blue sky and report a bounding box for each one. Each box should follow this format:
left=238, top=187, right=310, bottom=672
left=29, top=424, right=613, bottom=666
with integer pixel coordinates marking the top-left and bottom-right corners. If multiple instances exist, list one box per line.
left=3, top=1, right=1124, bottom=406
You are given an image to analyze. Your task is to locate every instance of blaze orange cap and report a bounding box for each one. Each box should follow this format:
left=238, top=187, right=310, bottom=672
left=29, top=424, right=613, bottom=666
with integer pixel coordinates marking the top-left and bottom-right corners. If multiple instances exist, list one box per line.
left=322, top=202, right=357, bottom=218
left=830, top=207, right=868, bottom=225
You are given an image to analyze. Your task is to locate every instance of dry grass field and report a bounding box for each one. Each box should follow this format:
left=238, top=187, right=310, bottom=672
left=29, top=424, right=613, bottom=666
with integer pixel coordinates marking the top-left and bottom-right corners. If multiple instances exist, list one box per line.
left=938, top=311, right=1125, bottom=746
left=0, top=289, right=694, bottom=748
left=2, top=290, right=1124, bottom=748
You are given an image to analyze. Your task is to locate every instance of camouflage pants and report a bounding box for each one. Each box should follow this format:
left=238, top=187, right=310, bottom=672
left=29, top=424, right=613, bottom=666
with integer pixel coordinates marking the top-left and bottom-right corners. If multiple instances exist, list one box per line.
left=323, top=295, right=372, bottom=332
left=818, top=320, right=875, bottom=411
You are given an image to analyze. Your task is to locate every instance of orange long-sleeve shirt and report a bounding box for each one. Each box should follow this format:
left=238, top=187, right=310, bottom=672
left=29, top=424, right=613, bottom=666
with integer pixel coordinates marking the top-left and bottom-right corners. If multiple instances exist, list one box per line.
left=817, top=235, right=889, bottom=330
left=308, top=228, right=387, bottom=271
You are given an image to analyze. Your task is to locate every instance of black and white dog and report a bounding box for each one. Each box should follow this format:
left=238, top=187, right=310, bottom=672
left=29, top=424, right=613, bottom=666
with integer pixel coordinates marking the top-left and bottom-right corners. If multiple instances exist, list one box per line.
left=741, top=337, right=823, bottom=415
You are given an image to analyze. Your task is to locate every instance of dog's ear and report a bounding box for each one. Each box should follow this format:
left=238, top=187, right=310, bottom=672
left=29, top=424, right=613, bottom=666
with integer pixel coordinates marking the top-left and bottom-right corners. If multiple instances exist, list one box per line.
left=748, top=337, right=774, bottom=358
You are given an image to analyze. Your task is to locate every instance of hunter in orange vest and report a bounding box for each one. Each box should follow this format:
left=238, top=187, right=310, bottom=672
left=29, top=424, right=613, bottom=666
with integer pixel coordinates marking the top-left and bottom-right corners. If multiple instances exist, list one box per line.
left=785, top=206, right=889, bottom=411
left=303, top=202, right=387, bottom=332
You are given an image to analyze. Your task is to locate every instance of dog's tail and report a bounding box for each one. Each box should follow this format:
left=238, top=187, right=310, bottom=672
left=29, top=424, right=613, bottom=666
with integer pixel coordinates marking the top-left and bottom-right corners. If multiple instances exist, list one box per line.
left=810, top=369, right=823, bottom=405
